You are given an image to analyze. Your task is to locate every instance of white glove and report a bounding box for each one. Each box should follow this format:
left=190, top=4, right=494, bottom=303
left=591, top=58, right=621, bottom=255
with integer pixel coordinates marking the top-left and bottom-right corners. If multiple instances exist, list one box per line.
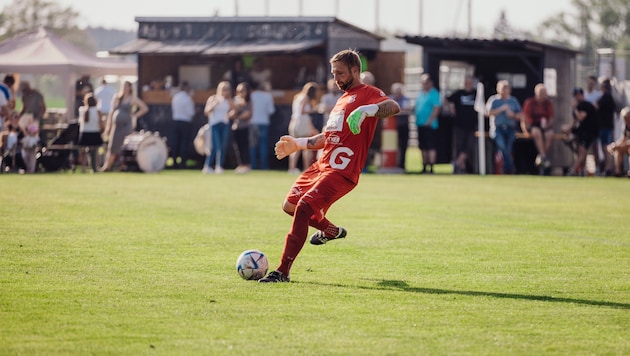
left=274, top=135, right=307, bottom=160
left=346, top=104, right=379, bottom=135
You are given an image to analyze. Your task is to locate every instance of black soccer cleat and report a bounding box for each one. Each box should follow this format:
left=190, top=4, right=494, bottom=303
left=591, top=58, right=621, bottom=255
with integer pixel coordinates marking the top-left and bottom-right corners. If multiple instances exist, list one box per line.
left=309, top=227, right=347, bottom=245
left=258, top=270, right=290, bottom=283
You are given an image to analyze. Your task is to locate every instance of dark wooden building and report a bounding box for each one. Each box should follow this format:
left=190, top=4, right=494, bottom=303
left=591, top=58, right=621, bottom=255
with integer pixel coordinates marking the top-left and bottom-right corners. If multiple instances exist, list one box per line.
left=111, top=17, right=404, bottom=169
left=400, top=35, right=580, bottom=174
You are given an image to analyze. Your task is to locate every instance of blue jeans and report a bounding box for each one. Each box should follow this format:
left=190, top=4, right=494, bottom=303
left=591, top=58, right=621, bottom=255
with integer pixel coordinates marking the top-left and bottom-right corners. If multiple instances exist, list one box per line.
left=249, top=124, right=269, bottom=170
left=494, top=125, right=515, bottom=174
left=204, top=122, right=230, bottom=168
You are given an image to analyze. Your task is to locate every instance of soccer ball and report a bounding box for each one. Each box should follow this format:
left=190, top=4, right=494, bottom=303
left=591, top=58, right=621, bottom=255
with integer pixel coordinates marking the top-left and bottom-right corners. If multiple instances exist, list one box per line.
left=236, top=249, right=269, bottom=280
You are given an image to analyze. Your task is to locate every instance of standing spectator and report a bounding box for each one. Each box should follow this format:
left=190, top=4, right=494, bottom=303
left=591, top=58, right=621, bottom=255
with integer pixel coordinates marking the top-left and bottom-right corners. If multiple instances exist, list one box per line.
left=93, top=78, right=116, bottom=167
left=19, top=81, right=46, bottom=126
left=486, top=80, right=522, bottom=175
left=563, top=88, right=599, bottom=176
left=446, top=76, right=478, bottom=174
left=595, top=79, right=617, bottom=176
left=249, top=58, right=272, bottom=89
left=223, top=58, right=251, bottom=91
left=94, top=79, right=116, bottom=126
left=414, top=73, right=441, bottom=174
left=249, top=81, right=275, bottom=170
left=170, top=81, right=196, bottom=169
left=77, top=93, right=104, bottom=173
left=75, top=75, right=94, bottom=118
left=101, top=81, right=149, bottom=172
left=522, top=83, right=555, bottom=170
left=258, top=49, right=400, bottom=283
left=202, top=81, right=234, bottom=174
left=390, top=82, right=413, bottom=171
left=230, top=82, right=253, bottom=174
left=288, top=82, right=319, bottom=174
left=584, top=75, right=602, bottom=104
left=607, top=107, right=630, bottom=177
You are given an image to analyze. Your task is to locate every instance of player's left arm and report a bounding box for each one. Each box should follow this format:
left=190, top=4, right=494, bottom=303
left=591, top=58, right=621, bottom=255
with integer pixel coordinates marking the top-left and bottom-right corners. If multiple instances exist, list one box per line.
left=346, top=99, right=401, bottom=135
left=373, top=99, right=401, bottom=119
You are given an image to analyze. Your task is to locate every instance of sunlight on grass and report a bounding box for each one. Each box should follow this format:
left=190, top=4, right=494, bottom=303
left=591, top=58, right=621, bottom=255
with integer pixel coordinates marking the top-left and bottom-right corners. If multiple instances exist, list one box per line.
left=0, top=171, right=628, bottom=354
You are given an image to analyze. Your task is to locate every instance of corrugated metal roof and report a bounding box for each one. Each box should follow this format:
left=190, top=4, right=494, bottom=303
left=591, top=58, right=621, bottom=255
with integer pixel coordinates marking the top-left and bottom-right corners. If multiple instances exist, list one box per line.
left=201, top=39, right=324, bottom=55
left=399, top=35, right=581, bottom=54
left=110, top=38, right=324, bottom=55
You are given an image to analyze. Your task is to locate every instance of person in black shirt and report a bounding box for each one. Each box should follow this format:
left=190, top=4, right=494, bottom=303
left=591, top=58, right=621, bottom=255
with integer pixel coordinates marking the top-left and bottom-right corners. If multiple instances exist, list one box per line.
left=446, top=76, right=478, bottom=174
left=563, top=88, right=599, bottom=176
left=595, top=79, right=617, bottom=175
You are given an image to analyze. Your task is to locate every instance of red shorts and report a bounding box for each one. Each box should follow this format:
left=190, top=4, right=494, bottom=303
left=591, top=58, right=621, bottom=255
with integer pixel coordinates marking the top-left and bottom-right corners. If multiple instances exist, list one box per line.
left=285, top=164, right=357, bottom=222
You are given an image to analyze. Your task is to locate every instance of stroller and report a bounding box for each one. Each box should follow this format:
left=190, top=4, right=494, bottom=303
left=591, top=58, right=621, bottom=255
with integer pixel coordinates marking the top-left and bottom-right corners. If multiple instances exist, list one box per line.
left=38, top=123, right=79, bottom=172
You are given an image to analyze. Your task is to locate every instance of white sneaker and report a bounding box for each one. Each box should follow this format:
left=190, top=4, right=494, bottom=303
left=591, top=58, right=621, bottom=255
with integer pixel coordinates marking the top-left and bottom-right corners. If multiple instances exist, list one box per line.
left=288, top=168, right=301, bottom=175
left=215, top=167, right=224, bottom=174
left=236, top=166, right=251, bottom=174
left=202, top=166, right=214, bottom=174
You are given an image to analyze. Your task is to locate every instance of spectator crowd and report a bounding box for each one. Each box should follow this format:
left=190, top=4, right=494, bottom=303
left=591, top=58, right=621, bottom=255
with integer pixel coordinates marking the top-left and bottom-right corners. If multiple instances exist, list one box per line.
left=2, top=64, right=629, bottom=178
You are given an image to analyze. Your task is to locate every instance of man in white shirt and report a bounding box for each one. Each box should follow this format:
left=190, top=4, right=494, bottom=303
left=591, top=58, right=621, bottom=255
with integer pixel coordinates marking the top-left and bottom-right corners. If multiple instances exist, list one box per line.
left=170, top=81, right=196, bottom=169
left=94, top=79, right=116, bottom=118
left=249, top=81, right=275, bottom=170
left=584, top=75, right=602, bottom=104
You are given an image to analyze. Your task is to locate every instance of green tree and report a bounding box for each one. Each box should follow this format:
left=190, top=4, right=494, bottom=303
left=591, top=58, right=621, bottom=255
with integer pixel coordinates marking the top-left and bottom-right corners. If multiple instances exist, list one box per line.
left=0, top=0, right=94, bottom=51
left=537, top=0, right=630, bottom=66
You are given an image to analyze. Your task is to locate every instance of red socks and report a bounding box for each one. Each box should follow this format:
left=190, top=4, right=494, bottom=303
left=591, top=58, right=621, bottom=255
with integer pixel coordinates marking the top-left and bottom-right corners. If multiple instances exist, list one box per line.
left=277, top=202, right=339, bottom=276
left=277, top=201, right=313, bottom=275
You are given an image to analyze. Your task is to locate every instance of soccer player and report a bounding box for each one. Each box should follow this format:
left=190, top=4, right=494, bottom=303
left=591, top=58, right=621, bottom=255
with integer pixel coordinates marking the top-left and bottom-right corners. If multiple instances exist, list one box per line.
left=259, top=49, right=401, bottom=283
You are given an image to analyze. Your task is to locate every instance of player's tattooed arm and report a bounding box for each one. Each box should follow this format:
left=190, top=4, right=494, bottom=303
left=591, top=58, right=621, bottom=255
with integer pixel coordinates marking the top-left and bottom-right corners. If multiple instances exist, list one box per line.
left=375, top=99, right=401, bottom=119
left=307, top=133, right=326, bottom=150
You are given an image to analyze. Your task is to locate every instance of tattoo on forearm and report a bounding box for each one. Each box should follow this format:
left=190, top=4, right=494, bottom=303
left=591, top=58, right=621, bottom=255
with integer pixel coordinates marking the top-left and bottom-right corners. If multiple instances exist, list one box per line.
left=307, top=134, right=325, bottom=149
left=376, top=100, right=401, bottom=118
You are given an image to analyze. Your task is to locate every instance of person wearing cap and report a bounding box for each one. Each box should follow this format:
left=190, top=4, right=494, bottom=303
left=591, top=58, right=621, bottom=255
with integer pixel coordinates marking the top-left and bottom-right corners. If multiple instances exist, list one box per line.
left=563, top=88, right=599, bottom=176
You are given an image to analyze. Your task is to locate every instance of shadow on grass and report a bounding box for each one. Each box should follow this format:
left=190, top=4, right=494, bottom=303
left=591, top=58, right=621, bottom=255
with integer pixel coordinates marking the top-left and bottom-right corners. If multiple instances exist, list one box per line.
left=298, top=279, right=630, bottom=310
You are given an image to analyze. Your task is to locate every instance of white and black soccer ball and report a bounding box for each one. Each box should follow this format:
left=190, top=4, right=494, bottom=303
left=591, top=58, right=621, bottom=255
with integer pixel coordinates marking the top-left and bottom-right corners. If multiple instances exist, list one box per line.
left=235, top=249, right=269, bottom=280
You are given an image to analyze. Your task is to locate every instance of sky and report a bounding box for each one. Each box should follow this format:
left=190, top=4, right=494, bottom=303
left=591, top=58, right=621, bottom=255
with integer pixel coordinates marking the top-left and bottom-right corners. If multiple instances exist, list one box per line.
left=1, top=0, right=576, bottom=38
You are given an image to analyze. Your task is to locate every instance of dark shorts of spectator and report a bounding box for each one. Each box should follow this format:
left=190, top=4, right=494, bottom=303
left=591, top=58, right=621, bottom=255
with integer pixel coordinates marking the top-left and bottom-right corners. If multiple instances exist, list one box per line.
left=417, top=126, right=437, bottom=150
left=454, top=127, right=476, bottom=156
left=598, top=128, right=614, bottom=146
left=572, top=128, right=598, bottom=148
left=527, top=122, right=553, bottom=133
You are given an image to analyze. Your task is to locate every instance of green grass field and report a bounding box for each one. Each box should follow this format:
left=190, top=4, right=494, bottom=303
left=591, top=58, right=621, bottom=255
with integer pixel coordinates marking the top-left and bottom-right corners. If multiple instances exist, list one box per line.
left=1, top=169, right=628, bottom=355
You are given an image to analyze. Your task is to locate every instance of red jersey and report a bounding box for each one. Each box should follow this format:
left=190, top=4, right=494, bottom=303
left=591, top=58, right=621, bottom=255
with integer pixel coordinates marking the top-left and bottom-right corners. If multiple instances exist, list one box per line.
left=317, top=84, right=388, bottom=183
left=523, top=97, right=554, bottom=125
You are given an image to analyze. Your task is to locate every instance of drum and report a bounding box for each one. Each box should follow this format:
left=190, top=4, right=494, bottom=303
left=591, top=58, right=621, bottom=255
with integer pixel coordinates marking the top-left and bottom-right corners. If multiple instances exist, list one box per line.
left=121, top=131, right=168, bottom=173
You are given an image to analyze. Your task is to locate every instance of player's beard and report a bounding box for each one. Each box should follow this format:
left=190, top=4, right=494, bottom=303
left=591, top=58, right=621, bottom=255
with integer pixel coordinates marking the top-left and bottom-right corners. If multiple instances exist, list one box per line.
left=337, top=78, right=354, bottom=92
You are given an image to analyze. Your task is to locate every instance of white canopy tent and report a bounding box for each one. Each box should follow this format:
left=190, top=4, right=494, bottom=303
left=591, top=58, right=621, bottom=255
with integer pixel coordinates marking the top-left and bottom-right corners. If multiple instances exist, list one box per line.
left=0, top=26, right=137, bottom=121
